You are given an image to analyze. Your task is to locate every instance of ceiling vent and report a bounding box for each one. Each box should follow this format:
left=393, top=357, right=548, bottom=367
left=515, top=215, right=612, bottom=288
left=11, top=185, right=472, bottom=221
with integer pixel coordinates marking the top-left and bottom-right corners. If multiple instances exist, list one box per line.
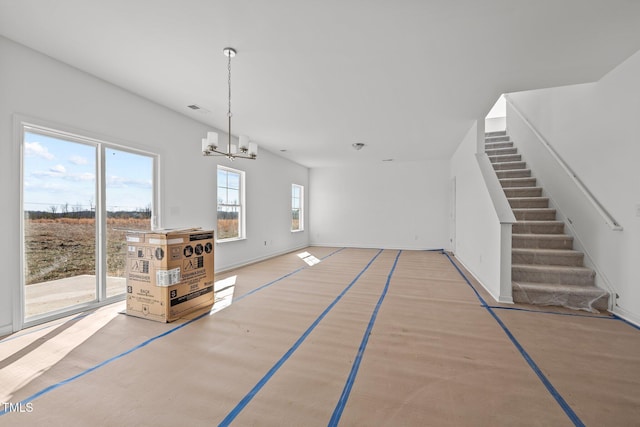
left=187, top=104, right=210, bottom=113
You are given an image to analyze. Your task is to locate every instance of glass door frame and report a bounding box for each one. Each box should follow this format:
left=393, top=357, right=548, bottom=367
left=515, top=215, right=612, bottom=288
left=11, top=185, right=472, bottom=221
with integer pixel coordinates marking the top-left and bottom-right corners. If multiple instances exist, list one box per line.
left=17, top=117, right=159, bottom=329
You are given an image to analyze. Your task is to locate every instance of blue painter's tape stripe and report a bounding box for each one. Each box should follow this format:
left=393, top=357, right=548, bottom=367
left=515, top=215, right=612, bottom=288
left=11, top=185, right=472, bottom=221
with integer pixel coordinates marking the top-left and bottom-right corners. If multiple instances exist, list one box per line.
left=328, top=250, right=401, bottom=426
left=218, top=249, right=385, bottom=427
left=442, top=252, right=585, bottom=427
left=0, top=247, right=346, bottom=418
left=611, top=314, right=640, bottom=331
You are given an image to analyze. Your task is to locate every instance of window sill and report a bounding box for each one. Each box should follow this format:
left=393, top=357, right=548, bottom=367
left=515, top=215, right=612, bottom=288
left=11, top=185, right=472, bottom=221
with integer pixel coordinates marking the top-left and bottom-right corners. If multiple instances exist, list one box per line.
left=291, top=229, right=305, bottom=233
left=216, top=237, right=246, bottom=244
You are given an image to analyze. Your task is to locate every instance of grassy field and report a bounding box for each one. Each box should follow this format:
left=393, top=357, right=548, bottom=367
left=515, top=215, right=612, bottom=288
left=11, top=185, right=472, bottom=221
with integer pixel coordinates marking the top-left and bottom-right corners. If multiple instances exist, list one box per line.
left=24, top=217, right=150, bottom=285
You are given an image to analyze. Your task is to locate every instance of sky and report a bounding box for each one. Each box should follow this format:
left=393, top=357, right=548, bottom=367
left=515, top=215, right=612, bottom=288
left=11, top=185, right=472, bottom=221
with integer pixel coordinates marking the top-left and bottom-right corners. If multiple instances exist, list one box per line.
left=23, top=132, right=153, bottom=212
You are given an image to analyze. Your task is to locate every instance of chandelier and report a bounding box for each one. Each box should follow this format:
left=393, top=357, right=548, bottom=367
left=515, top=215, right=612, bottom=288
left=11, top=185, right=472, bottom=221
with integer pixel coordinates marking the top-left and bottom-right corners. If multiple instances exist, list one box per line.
left=202, top=47, right=257, bottom=160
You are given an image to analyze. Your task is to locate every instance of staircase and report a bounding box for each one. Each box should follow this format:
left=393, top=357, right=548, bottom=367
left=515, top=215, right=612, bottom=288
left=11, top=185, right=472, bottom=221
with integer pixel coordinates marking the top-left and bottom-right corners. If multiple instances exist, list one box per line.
left=484, top=130, right=609, bottom=312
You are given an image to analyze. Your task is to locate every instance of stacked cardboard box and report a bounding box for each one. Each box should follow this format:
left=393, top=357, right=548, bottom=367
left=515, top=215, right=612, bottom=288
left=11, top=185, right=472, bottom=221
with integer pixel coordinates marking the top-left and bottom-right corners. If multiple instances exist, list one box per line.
left=125, top=228, right=215, bottom=322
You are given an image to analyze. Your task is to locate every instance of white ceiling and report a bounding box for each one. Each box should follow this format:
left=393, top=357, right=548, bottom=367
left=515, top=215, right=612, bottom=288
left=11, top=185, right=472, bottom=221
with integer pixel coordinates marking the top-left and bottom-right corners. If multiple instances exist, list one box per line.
left=1, top=0, right=640, bottom=167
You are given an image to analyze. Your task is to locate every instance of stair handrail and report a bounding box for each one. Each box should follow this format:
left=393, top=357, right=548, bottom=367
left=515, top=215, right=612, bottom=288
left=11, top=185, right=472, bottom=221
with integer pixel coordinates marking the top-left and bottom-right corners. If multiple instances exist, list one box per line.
left=504, top=94, right=623, bottom=231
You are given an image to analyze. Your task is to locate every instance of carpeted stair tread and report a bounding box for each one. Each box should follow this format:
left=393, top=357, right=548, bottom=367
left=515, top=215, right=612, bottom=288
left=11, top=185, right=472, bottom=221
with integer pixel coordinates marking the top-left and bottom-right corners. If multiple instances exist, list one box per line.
left=500, top=177, right=537, bottom=187
left=485, top=135, right=510, bottom=142
left=485, top=141, right=514, bottom=150
left=512, top=248, right=583, bottom=266
left=504, top=187, right=543, bottom=197
left=493, top=161, right=527, bottom=170
left=512, top=208, right=556, bottom=221
left=508, top=197, right=549, bottom=208
left=512, top=264, right=595, bottom=286
left=512, top=282, right=609, bottom=312
left=496, top=169, right=532, bottom=179
left=486, top=147, right=517, bottom=156
left=513, top=233, right=573, bottom=249
left=485, top=130, right=507, bottom=137
left=512, top=221, right=564, bottom=234
left=490, top=154, right=522, bottom=163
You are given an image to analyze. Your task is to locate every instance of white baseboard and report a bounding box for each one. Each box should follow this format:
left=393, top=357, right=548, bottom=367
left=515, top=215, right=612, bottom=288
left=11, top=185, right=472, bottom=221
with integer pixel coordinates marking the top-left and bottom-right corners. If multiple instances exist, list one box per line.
left=0, top=324, right=14, bottom=339
left=451, top=254, right=503, bottom=305
left=215, top=245, right=310, bottom=274
left=612, top=305, right=640, bottom=328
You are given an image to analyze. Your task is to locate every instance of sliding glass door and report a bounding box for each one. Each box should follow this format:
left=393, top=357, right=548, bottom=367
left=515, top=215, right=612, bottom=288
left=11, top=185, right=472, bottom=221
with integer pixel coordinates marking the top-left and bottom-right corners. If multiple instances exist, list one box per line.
left=22, top=124, right=156, bottom=324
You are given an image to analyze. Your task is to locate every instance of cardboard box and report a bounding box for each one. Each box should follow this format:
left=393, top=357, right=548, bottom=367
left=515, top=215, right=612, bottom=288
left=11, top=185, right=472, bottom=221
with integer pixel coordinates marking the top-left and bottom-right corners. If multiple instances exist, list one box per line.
left=125, top=228, right=215, bottom=322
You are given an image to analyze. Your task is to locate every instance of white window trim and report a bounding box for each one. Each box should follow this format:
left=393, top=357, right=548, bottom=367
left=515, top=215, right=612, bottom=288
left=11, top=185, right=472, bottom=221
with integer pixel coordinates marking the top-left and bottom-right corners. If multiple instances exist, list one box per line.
left=217, top=165, right=246, bottom=243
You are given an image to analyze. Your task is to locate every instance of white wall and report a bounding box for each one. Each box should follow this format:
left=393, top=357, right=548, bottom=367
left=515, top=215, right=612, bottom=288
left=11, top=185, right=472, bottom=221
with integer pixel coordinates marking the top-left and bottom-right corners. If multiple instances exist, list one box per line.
left=309, top=161, right=450, bottom=250
left=450, top=123, right=504, bottom=301
left=507, top=48, right=640, bottom=324
left=0, top=36, right=309, bottom=333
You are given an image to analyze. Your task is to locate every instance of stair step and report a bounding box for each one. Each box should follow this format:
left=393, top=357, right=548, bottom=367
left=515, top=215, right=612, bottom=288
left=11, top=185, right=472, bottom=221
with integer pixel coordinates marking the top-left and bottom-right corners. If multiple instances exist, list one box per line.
left=513, top=233, right=572, bottom=249
left=512, top=248, right=583, bottom=266
left=512, top=264, right=595, bottom=286
left=485, top=135, right=510, bottom=142
left=500, top=177, right=537, bottom=188
left=493, top=161, right=527, bottom=171
left=512, top=282, right=609, bottom=312
left=486, top=147, right=517, bottom=157
left=513, top=208, right=556, bottom=221
left=485, top=141, right=514, bottom=150
left=508, top=197, right=549, bottom=209
left=490, top=154, right=522, bottom=163
left=512, top=221, right=564, bottom=234
left=496, top=169, right=532, bottom=179
left=485, top=130, right=507, bottom=137
left=504, top=187, right=543, bottom=197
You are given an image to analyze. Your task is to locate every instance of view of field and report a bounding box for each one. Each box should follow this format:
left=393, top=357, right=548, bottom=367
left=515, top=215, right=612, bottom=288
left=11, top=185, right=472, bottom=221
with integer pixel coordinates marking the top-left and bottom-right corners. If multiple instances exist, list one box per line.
left=24, top=216, right=150, bottom=285
left=217, top=218, right=238, bottom=240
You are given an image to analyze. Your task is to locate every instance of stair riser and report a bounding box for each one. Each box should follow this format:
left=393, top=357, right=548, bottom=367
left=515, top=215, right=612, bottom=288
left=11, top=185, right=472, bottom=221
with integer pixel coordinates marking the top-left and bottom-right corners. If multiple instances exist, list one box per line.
left=490, top=154, right=522, bottom=163
left=485, top=131, right=507, bottom=137
left=500, top=178, right=537, bottom=188
left=512, top=222, right=564, bottom=234
left=512, top=236, right=573, bottom=249
left=493, top=161, right=527, bottom=171
left=486, top=148, right=517, bottom=156
left=496, top=170, right=531, bottom=179
left=509, top=198, right=549, bottom=209
left=512, top=252, right=583, bottom=266
left=485, top=142, right=513, bottom=150
left=485, top=135, right=510, bottom=142
left=512, top=269, right=595, bottom=286
left=512, top=288, right=608, bottom=311
left=504, top=188, right=542, bottom=197
left=513, top=210, right=556, bottom=220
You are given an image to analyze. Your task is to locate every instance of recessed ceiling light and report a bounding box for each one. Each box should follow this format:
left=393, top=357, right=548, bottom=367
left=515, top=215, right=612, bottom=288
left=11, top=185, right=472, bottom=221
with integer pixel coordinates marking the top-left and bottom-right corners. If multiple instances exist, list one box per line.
left=280, top=149, right=287, bottom=152
left=352, top=143, right=365, bottom=150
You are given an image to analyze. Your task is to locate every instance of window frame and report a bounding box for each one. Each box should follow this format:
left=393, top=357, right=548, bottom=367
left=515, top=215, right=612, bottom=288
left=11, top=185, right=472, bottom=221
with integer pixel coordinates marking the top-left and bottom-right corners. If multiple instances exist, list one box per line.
left=17, top=116, right=159, bottom=329
left=217, top=165, right=246, bottom=242
left=291, top=183, right=304, bottom=232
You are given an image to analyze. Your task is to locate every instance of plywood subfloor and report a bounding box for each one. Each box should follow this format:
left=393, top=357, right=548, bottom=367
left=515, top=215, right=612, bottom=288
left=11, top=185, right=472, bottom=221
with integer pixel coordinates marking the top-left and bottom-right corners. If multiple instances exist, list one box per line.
left=1, top=247, right=638, bottom=426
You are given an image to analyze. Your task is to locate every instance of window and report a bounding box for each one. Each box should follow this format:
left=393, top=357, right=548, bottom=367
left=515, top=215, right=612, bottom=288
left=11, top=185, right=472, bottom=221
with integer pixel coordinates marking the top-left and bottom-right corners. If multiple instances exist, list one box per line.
left=217, top=166, right=245, bottom=241
left=292, top=184, right=304, bottom=232
left=21, top=121, right=156, bottom=325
